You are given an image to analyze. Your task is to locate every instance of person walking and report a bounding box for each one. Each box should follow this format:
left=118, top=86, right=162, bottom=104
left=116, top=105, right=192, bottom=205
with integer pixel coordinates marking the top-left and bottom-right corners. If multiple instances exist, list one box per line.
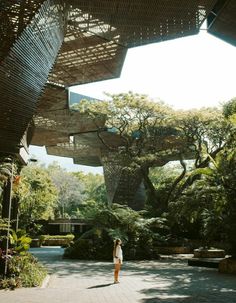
left=113, top=239, right=123, bottom=283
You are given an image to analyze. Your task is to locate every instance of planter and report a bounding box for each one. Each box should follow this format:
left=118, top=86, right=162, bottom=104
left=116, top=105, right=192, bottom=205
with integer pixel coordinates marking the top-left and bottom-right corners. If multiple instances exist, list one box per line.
left=30, top=239, right=41, bottom=247
left=157, top=246, right=192, bottom=254
left=219, top=257, right=236, bottom=274
left=39, top=235, right=75, bottom=247
left=41, top=239, right=71, bottom=246
left=194, top=248, right=225, bottom=258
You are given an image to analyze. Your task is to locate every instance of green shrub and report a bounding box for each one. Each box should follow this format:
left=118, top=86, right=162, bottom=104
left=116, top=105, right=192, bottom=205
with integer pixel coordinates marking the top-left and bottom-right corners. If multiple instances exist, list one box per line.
left=64, top=228, right=115, bottom=260
left=64, top=239, right=95, bottom=259
left=39, top=234, right=74, bottom=246
left=64, top=205, right=166, bottom=261
left=0, top=253, right=47, bottom=290
left=10, top=229, right=32, bottom=254
left=0, top=277, right=21, bottom=290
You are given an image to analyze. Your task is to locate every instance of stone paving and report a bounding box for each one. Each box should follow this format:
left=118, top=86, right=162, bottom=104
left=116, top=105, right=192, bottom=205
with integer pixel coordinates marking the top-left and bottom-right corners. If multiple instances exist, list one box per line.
left=0, top=247, right=236, bottom=303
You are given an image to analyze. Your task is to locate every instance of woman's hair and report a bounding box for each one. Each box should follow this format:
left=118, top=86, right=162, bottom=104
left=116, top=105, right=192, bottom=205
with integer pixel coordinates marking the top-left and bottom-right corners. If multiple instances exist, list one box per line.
left=113, top=239, right=121, bottom=256
left=114, top=239, right=121, bottom=246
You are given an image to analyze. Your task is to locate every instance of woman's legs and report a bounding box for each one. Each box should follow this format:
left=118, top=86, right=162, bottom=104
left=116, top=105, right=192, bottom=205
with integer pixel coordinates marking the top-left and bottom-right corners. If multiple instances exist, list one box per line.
left=114, top=263, right=121, bottom=282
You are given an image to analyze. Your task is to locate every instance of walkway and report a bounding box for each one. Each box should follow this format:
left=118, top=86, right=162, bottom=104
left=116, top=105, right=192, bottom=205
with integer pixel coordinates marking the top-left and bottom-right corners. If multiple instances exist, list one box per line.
left=0, top=247, right=236, bottom=303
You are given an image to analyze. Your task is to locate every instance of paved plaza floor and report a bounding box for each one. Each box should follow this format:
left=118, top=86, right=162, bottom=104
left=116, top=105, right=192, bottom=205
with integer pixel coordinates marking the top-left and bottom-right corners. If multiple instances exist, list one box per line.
left=0, top=247, right=236, bottom=303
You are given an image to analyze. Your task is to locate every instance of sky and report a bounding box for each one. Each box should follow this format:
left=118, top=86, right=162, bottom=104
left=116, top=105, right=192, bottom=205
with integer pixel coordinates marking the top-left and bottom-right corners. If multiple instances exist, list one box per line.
left=29, top=29, right=236, bottom=174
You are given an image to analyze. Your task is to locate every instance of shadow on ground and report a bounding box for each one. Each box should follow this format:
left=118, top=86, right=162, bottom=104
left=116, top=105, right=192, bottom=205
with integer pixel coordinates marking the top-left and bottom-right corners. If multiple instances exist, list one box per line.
left=31, top=247, right=236, bottom=303
left=134, top=261, right=236, bottom=303
left=87, top=283, right=114, bottom=289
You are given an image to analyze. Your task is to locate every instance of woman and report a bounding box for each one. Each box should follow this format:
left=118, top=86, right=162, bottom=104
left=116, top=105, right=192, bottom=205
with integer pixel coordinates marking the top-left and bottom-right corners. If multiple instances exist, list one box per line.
left=113, top=238, right=123, bottom=283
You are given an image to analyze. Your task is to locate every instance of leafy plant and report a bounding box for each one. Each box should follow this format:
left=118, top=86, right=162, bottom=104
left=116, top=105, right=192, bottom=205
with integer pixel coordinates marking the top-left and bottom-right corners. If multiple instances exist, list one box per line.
left=64, top=204, right=165, bottom=260
left=40, top=234, right=74, bottom=246
left=9, top=229, right=32, bottom=254
left=0, top=253, right=47, bottom=289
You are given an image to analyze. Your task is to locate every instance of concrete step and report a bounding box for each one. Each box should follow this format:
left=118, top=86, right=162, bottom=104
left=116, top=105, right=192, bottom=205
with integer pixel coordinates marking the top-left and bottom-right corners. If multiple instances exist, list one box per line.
left=188, top=258, right=224, bottom=268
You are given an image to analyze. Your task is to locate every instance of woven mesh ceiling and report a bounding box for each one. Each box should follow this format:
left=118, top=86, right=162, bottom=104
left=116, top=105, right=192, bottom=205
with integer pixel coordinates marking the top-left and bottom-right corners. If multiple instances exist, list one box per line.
left=2, top=0, right=236, bottom=164
left=0, top=0, right=67, bottom=159
left=0, top=0, right=45, bottom=61
left=48, top=26, right=127, bottom=86
left=48, top=0, right=218, bottom=86
left=207, top=0, right=236, bottom=46
left=33, top=0, right=225, bottom=166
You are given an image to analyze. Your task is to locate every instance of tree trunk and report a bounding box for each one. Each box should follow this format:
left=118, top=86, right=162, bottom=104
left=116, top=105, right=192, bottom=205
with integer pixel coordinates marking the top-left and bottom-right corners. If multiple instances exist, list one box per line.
left=1, top=178, right=11, bottom=219
left=141, top=167, right=165, bottom=214
left=165, top=155, right=186, bottom=205
left=174, top=147, right=224, bottom=200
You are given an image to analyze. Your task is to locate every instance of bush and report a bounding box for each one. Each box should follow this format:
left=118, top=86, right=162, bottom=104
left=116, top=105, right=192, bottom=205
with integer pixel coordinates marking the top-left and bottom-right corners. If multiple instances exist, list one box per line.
left=64, top=227, right=161, bottom=261
left=39, top=234, right=74, bottom=246
left=64, top=206, right=164, bottom=261
left=0, top=253, right=47, bottom=290
left=64, top=229, right=114, bottom=260
left=64, top=239, right=95, bottom=259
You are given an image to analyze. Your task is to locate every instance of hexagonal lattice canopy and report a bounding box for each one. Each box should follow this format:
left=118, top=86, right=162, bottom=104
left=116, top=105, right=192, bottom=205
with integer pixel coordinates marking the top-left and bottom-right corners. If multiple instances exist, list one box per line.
left=1, top=0, right=236, bottom=163
left=48, top=0, right=218, bottom=86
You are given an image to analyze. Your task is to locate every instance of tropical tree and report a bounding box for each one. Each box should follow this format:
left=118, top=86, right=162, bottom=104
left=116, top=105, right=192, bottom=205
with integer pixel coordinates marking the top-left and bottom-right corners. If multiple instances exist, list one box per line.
left=166, top=107, right=233, bottom=202
left=18, top=164, right=58, bottom=224
left=73, top=171, right=107, bottom=204
left=223, top=97, right=236, bottom=121
left=76, top=92, right=179, bottom=162
left=73, top=93, right=235, bottom=215
left=167, top=99, right=236, bottom=250
left=214, top=98, right=236, bottom=255
left=146, top=162, right=190, bottom=216
left=47, top=163, right=85, bottom=218
left=73, top=92, right=188, bottom=210
left=216, top=149, right=236, bottom=255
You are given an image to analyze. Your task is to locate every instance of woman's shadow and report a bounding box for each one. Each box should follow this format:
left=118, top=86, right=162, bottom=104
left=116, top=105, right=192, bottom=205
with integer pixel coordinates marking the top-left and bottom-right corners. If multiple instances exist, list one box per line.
left=87, top=283, right=114, bottom=289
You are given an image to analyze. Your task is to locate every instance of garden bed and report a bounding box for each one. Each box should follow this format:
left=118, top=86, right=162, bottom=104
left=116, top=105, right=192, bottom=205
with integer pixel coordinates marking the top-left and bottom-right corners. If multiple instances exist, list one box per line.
left=193, top=248, right=225, bottom=258
left=0, top=253, right=47, bottom=290
left=157, top=246, right=192, bottom=254
left=39, top=235, right=74, bottom=247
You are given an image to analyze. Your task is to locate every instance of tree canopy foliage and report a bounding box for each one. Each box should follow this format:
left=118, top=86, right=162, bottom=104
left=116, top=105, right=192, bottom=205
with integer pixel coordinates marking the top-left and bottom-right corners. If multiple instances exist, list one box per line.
left=12, top=163, right=107, bottom=223
left=18, top=165, right=58, bottom=222
left=47, top=163, right=86, bottom=218
left=73, top=92, right=185, bottom=165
